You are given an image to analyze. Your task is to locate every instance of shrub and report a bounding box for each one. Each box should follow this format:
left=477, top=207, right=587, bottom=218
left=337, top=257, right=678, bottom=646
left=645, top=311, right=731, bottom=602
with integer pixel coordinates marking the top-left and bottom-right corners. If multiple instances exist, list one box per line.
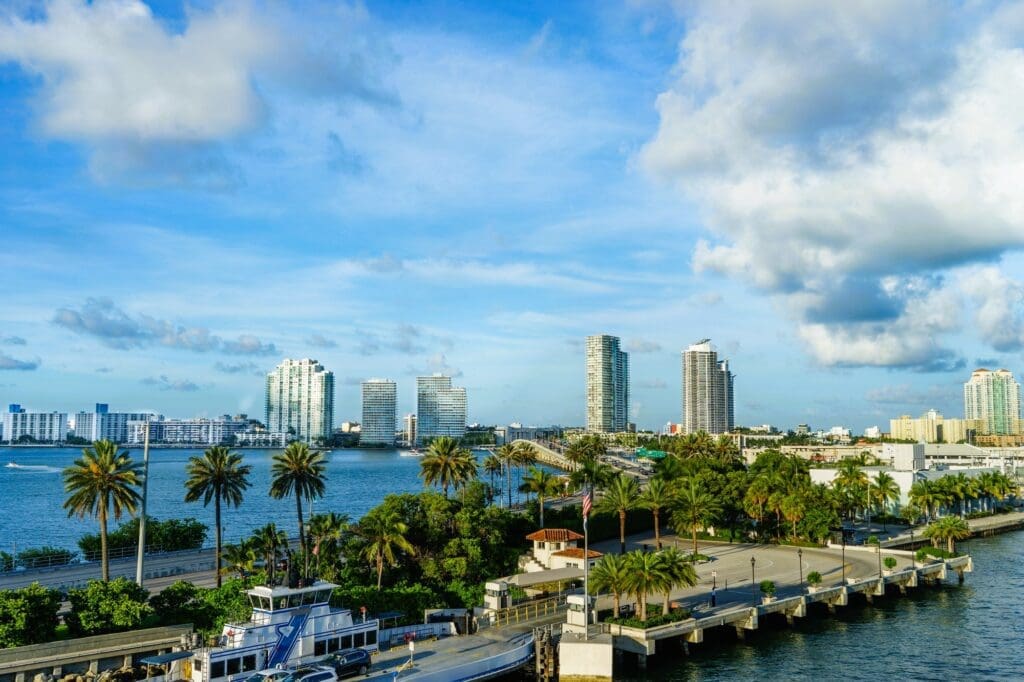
left=866, top=535, right=880, bottom=546
left=78, top=517, right=207, bottom=561
left=17, top=546, right=77, bottom=569
left=759, top=579, right=776, bottom=596
left=806, top=571, right=822, bottom=586
left=916, top=546, right=956, bottom=561
left=883, top=557, right=898, bottom=570
left=0, top=551, right=13, bottom=573
left=0, top=583, right=61, bottom=647
left=604, top=607, right=691, bottom=629
left=65, top=578, right=153, bottom=637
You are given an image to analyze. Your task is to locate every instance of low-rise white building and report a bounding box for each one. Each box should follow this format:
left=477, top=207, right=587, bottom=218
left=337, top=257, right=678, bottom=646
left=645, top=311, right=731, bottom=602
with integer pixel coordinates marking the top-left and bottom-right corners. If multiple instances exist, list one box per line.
left=3, top=405, right=66, bottom=443
left=520, top=529, right=601, bottom=572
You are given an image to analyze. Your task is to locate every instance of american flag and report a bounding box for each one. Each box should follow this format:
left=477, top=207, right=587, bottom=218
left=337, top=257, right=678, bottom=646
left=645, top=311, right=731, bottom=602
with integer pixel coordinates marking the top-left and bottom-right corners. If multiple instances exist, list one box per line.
left=582, top=490, right=592, bottom=519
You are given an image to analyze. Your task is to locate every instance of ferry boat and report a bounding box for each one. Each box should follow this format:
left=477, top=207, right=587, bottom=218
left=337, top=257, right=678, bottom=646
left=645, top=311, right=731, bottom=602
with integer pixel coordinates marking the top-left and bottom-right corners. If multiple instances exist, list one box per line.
left=188, top=581, right=378, bottom=682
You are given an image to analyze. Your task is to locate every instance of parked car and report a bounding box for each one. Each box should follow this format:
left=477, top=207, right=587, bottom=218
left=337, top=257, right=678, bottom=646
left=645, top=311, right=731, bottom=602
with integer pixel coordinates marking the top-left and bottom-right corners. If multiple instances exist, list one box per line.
left=242, top=670, right=291, bottom=682
left=325, top=649, right=372, bottom=678
left=281, top=666, right=338, bottom=682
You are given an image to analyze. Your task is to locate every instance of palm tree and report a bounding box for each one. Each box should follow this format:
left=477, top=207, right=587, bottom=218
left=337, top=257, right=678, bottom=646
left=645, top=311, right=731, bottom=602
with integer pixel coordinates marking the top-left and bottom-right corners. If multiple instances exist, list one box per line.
left=780, top=491, right=806, bottom=540
left=640, top=478, right=674, bottom=550
left=513, top=442, right=539, bottom=504
left=655, top=547, right=698, bottom=613
left=253, top=523, right=288, bottom=585
left=623, top=550, right=666, bottom=621
left=184, top=445, right=252, bottom=587
left=420, top=436, right=476, bottom=498
left=569, top=455, right=615, bottom=494
left=360, top=508, right=415, bottom=589
left=744, top=475, right=771, bottom=532
left=496, top=444, right=518, bottom=508
left=589, top=553, right=630, bottom=617
left=483, top=454, right=503, bottom=504
left=221, top=540, right=257, bottom=579
left=270, top=442, right=327, bottom=560
left=870, top=472, right=900, bottom=530
left=597, top=473, right=641, bottom=554
left=712, top=435, right=740, bottom=464
left=923, top=516, right=970, bottom=554
left=653, top=455, right=685, bottom=482
left=671, top=477, right=722, bottom=556
left=834, top=460, right=868, bottom=520
left=62, top=440, right=143, bottom=581
left=307, top=511, right=349, bottom=579
left=910, top=479, right=941, bottom=521
left=519, top=466, right=560, bottom=527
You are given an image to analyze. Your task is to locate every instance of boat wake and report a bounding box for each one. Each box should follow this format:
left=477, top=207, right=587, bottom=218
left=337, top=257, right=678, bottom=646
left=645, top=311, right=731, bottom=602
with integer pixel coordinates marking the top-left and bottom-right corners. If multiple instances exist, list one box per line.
left=4, top=463, right=60, bottom=473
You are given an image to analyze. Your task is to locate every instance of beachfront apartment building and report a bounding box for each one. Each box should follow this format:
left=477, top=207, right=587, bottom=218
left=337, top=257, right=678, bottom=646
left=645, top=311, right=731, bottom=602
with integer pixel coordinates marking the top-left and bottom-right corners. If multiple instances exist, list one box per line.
left=3, top=405, right=67, bottom=443
left=585, top=334, right=629, bottom=433
left=361, top=379, right=397, bottom=446
left=126, top=416, right=252, bottom=445
left=73, top=403, right=160, bottom=443
left=964, top=368, right=1021, bottom=436
left=416, top=374, right=466, bottom=445
left=265, top=358, right=335, bottom=443
left=889, top=410, right=983, bottom=444
left=681, top=339, right=734, bottom=435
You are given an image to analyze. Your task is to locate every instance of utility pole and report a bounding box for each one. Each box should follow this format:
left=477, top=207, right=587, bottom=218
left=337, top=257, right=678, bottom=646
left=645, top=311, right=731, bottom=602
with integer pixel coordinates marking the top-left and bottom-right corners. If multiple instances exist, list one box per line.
left=135, top=421, right=150, bottom=586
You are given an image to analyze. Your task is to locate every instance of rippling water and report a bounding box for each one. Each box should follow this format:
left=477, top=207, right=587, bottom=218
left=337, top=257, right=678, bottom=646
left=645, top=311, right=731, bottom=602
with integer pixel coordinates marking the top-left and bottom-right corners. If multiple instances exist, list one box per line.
left=0, top=446, right=442, bottom=553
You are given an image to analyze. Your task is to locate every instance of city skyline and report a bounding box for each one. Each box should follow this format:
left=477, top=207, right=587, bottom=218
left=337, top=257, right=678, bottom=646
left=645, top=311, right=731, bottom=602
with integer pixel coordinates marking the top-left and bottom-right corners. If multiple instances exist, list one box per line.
left=4, top=3, right=1024, bottom=431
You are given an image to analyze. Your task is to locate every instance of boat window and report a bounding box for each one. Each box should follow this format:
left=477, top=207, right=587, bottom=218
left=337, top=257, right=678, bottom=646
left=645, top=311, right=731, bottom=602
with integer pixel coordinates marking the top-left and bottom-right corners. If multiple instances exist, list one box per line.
left=242, top=655, right=257, bottom=672
left=317, top=589, right=332, bottom=603
left=226, top=658, right=241, bottom=675
left=210, top=661, right=225, bottom=679
left=248, top=595, right=259, bottom=609
left=260, top=596, right=272, bottom=610
left=288, top=594, right=303, bottom=608
left=354, top=631, right=364, bottom=648
left=301, top=590, right=316, bottom=606
left=366, top=630, right=377, bottom=645
left=314, top=640, right=326, bottom=656
left=194, top=660, right=202, bottom=672
left=277, top=597, right=289, bottom=609
left=341, top=634, right=352, bottom=650
left=327, top=638, right=340, bottom=653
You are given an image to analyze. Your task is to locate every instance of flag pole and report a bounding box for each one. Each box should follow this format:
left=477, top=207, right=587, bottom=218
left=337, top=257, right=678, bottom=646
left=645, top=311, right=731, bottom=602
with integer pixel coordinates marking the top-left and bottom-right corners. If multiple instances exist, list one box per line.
left=583, top=485, right=591, bottom=641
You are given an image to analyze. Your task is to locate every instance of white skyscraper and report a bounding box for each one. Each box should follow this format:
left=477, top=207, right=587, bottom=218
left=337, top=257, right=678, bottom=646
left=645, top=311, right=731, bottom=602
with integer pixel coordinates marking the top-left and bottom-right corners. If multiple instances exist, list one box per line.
left=964, top=368, right=1021, bottom=435
left=416, top=374, right=466, bottom=445
left=361, top=379, right=397, bottom=446
left=265, top=358, right=335, bottom=443
left=682, top=339, right=734, bottom=435
left=586, top=334, right=629, bottom=433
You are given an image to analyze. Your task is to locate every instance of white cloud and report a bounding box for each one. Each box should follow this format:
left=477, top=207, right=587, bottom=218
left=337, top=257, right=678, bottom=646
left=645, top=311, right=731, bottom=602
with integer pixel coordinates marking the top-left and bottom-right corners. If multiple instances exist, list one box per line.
left=642, top=1, right=1024, bottom=369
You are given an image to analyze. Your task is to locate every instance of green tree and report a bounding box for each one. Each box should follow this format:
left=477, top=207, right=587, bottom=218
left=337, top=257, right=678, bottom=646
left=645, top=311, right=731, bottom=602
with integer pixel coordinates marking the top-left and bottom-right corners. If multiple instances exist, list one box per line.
left=671, top=477, right=722, bottom=556
left=184, top=446, right=252, bottom=587
left=569, top=455, right=615, bottom=494
left=870, top=471, right=900, bottom=530
left=483, top=454, right=503, bottom=504
left=588, top=553, right=630, bottom=617
left=655, top=547, right=698, bottom=613
left=910, top=479, right=944, bottom=521
left=519, top=466, right=560, bottom=527
left=420, top=436, right=477, bottom=498
left=923, top=516, right=971, bottom=554
left=597, top=473, right=641, bottom=554
left=0, top=551, right=12, bottom=572
left=496, top=444, right=518, bottom=507
left=66, top=578, right=152, bottom=637
left=0, top=583, right=61, bottom=647
left=308, top=511, right=349, bottom=580
left=270, top=443, right=327, bottom=559
left=253, top=523, right=287, bottom=585
left=640, top=477, right=675, bottom=550
left=221, top=540, right=257, bottom=580
left=623, top=550, right=666, bottom=621
left=62, top=440, right=142, bottom=581
left=360, top=508, right=416, bottom=589
left=16, top=546, right=77, bottom=569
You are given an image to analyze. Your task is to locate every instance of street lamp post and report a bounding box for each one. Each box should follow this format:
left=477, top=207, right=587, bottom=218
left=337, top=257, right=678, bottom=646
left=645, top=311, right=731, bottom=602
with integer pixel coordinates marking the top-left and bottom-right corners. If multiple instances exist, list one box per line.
left=750, top=556, right=756, bottom=603
left=841, top=534, right=847, bottom=585
left=798, top=548, right=803, bottom=590
left=910, top=528, right=915, bottom=568
left=876, top=540, right=882, bottom=578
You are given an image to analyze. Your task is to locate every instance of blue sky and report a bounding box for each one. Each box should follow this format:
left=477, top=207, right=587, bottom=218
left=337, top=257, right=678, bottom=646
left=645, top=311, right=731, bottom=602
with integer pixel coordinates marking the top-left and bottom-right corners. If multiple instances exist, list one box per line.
left=1, top=0, right=1024, bottom=432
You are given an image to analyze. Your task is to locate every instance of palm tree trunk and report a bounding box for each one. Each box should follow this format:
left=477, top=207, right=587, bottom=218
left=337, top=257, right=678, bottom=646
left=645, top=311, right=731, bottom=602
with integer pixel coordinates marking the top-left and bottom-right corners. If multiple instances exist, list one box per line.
left=539, top=494, right=545, bottom=528
left=296, top=495, right=305, bottom=556
left=639, top=589, right=647, bottom=621
left=654, top=509, right=661, bottom=550
left=215, top=494, right=223, bottom=588
left=507, top=466, right=512, bottom=509
left=613, top=592, right=620, bottom=617
left=376, top=553, right=384, bottom=589
left=619, top=511, right=626, bottom=554
left=692, top=525, right=698, bottom=556
left=100, top=505, right=109, bottom=582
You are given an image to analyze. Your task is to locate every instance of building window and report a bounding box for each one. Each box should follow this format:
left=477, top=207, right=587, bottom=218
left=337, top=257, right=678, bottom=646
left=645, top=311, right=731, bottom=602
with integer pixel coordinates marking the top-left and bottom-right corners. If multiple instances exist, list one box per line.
left=210, top=661, right=225, bottom=679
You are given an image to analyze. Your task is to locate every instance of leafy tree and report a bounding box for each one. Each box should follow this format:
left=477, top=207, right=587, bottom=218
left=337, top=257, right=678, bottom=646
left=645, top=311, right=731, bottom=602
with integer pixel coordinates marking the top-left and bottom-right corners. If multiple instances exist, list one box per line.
left=0, top=583, right=61, bottom=647
left=359, top=508, right=415, bottom=589
left=150, top=580, right=213, bottom=630
left=16, top=546, right=77, bottom=569
left=270, top=442, right=327, bottom=560
left=597, top=473, right=641, bottom=554
left=63, top=440, right=142, bottom=581
left=66, top=578, right=152, bottom=637
left=185, top=446, right=252, bottom=587
left=78, top=517, right=207, bottom=560
left=0, top=551, right=12, bottom=572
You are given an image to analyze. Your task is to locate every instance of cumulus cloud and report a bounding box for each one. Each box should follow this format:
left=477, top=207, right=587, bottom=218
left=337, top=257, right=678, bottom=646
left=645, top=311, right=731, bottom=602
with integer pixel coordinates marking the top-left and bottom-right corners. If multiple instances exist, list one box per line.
left=958, top=266, right=1024, bottom=352
left=0, top=352, right=38, bottom=370
left=407, top=353, right=462, bottom=378
left=2, top=336, right=26, bottom=345
left=141, top=374, right=199, bottom=391
left=53, top=298, right=277, bottom=355
left=308, top=333, right=338, bottom=348
left=642, top=2, right=1024, bottom=369
left=0, top=0, right=394, bottom=185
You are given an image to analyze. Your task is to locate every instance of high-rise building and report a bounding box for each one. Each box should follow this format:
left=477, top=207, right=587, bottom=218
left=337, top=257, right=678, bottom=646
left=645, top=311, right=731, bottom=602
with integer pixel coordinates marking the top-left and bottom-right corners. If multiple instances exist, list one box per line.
left=3, top=405, right=67, bottom=443
left=681, top=339, right=734, bottom=434
left=74, top=403, right=159, bottom=443
left=361, top=379, right=397, bottom=446
left=888, top=410, right=983, bottom=444
left=416, top=374, right=466, bottom=445
left=585, top=334, right=629, bottom=433
left=403, top=414, right=417, bottom=446
left=964, top=368, right=1021, bottom=435
left=265, top=358, right=335, bottom=443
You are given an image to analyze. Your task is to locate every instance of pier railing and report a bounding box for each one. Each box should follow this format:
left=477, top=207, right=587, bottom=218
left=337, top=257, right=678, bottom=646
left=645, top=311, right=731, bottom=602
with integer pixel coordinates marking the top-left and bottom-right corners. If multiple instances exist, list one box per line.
left=490, top=595, right=568, bottom=627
